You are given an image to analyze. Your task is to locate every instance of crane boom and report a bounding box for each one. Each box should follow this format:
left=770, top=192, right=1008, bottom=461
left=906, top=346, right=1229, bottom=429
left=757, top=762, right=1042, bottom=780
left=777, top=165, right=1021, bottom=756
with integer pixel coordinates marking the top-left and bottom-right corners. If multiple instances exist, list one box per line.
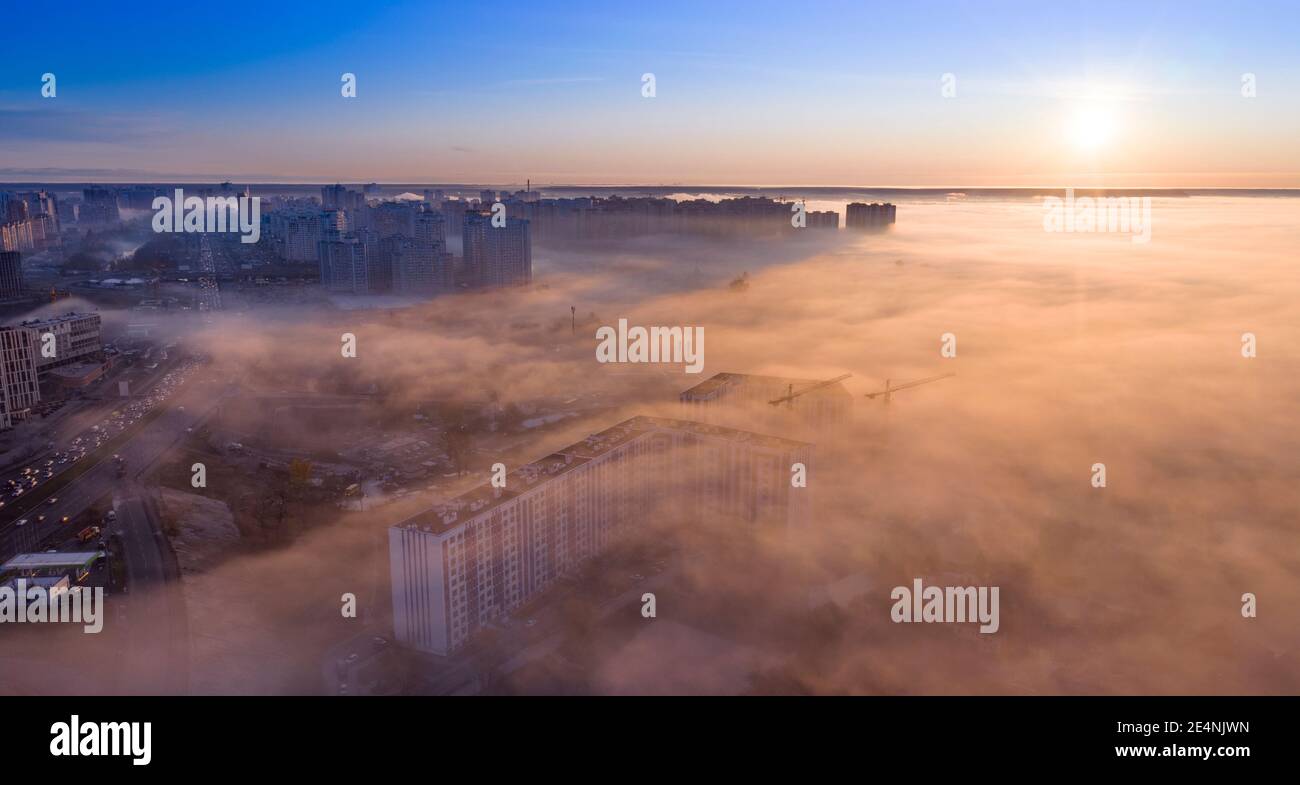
left=863, top=372, right=955, bottom=400
left=767, top=373, right=853, bottom=406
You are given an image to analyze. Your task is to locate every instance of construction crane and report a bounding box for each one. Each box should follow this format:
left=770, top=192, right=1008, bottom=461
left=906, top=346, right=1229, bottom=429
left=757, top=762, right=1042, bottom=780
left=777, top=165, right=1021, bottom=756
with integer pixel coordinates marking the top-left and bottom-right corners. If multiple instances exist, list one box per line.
left=768, top=374, right=853, bottom=408
left=863, top=373, right=954, bottom=403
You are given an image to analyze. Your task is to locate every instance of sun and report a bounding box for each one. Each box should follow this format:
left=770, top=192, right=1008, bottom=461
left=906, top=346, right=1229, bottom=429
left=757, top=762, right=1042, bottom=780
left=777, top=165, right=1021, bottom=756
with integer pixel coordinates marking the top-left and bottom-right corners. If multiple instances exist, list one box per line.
left=1066, top=102, right=1119, bottom=153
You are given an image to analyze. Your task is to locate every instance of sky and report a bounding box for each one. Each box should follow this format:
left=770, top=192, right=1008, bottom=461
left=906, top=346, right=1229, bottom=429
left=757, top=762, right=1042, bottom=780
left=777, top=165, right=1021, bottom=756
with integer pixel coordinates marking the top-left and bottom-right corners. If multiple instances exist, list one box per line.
left=2, top=0, right=1298, bottom=186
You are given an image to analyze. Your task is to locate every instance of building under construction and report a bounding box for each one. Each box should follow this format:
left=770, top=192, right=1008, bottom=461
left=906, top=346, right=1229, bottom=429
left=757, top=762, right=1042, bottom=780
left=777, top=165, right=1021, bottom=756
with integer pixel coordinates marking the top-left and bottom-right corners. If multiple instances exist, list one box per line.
left=679, top=372, right=852, bottom=430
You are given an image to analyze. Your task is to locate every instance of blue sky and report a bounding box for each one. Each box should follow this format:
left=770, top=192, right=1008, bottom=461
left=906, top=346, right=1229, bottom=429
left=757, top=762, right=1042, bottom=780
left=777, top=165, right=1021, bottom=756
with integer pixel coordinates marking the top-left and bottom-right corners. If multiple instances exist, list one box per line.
left=2, top=0, right=1297, bottom=185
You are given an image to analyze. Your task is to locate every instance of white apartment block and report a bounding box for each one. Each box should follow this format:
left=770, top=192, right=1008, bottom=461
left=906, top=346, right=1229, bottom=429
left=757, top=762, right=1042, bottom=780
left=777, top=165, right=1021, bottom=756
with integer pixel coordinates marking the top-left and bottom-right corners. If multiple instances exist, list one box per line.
left=389, top=416, right=812, bottom=655
left=12, top=312, right=103, bottom=375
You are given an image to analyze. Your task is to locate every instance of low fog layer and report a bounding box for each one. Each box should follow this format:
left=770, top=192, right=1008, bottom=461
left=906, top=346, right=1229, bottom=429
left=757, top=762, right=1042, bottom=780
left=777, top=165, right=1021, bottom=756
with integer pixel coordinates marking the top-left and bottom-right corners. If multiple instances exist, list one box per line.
left=6, top=196, right=1295, bottom=695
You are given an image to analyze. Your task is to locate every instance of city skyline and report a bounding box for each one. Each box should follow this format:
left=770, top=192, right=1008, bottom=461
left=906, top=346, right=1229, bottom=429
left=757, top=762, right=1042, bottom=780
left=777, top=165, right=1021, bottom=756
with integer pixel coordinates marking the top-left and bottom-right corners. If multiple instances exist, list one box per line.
left=2, top=1, right=1299, bottom=187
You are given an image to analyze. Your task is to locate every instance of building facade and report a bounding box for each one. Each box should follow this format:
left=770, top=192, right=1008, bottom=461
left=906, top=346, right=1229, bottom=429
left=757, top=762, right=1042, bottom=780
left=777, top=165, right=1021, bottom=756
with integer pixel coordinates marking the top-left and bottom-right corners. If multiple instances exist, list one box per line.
left=463, top=213, right=532, bottom=288
left=845, top=202, right=897, bottom=229
left=0, top=327, right=40, bottom=429
left=319, top=237, right=370, bottom=293
left=389, top=416, right=812, bottom=655
left=13, top=312, right=104, bottom=375
left=79, top=187, right=121, bottom=226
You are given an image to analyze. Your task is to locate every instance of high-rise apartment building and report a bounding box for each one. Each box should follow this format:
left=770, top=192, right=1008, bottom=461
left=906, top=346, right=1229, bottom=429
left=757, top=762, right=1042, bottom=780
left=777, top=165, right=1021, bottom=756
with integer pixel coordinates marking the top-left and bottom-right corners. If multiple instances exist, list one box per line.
left=319, top=237, right=370, bottom=293
left=14, top=191, right=61, bottom=245
left=845, top=202, right=897, bottom=229
left=413, top=210, right=453, bottom=292
left=373, top=201, right=417, bottom=239
left=0, top=220, right=34, bottom=253
left=807, top=210, right=839, bottom=229
left=280, top=213, right=324, bottom=262
left=79, top=187, right=121, bottom=226
left=321, top=184, right=347, bottom=210
left=389, top=416, right=812, bottom=655
left=463, top=213, right=531, bottom=288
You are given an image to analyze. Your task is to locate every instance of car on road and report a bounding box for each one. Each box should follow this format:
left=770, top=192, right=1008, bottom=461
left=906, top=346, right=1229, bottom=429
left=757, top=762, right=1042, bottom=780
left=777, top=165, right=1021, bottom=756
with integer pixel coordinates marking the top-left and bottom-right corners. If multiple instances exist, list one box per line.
left=48, top=497, right=58, bottom=505
left=15, top=518, right=27, bottom=527
left=36, top=514, right=45, bottom=523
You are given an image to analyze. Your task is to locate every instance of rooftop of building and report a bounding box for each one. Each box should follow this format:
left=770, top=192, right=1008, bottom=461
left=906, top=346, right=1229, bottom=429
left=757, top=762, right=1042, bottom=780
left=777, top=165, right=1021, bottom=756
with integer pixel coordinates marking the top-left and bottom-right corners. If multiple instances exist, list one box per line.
left=1, top=551, right=102, bottom=572
left=7, top=311, right=100, bottom=330
left=394, top=415, right=809, bottom=535
left=47, top=361, right=104, bottom=380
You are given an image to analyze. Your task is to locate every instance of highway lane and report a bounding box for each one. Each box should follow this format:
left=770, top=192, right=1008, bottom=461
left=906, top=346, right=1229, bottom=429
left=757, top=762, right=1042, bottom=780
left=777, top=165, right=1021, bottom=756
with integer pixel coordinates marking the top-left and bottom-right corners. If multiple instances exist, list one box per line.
left=5, top=378, right=234, bottom=693
left=111, top=489, right=187, bottom=693
left=0, top=352, right=187, bottom=490
left=1, top=372, right=229, bottom=546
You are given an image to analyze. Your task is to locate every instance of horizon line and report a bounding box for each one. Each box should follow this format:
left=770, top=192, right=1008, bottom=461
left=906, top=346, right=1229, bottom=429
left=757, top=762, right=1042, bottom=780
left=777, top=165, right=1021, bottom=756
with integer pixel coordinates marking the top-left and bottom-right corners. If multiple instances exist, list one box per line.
left=3, top=181, right=1300, bottom=193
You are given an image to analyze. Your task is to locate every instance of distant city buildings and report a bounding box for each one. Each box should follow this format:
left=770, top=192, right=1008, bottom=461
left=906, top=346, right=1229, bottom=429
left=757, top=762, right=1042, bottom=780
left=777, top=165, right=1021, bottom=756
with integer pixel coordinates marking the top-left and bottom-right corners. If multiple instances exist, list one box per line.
left=79, top=187, right=121, bottom=227
left=11, top=183, right=890, bottom=300
left=807, top=210, right=839, bottom=229
left=322, top=184, right=366, bottom=212
left=845, top=202, right=897, bottom=230
left=389, top=415, right=812, bottom=656
left=0, top=191, right=62, bottom=253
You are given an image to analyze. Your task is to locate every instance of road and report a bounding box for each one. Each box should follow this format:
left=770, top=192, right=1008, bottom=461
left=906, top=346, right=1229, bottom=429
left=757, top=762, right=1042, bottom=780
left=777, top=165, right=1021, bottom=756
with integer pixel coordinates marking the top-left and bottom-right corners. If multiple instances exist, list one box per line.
left=0, top=365, right=227, bottom=554
left=2, top=375, right=235, bottom=693
left=109, top=485, right=189, bottom=693
left=0, top=351, right=185, bottom=489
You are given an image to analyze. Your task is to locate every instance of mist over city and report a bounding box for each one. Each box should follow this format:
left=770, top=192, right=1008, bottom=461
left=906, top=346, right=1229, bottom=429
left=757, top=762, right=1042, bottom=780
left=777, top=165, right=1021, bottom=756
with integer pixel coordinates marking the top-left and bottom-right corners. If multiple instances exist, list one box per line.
left=1, top=2, right=1297, bottom=734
